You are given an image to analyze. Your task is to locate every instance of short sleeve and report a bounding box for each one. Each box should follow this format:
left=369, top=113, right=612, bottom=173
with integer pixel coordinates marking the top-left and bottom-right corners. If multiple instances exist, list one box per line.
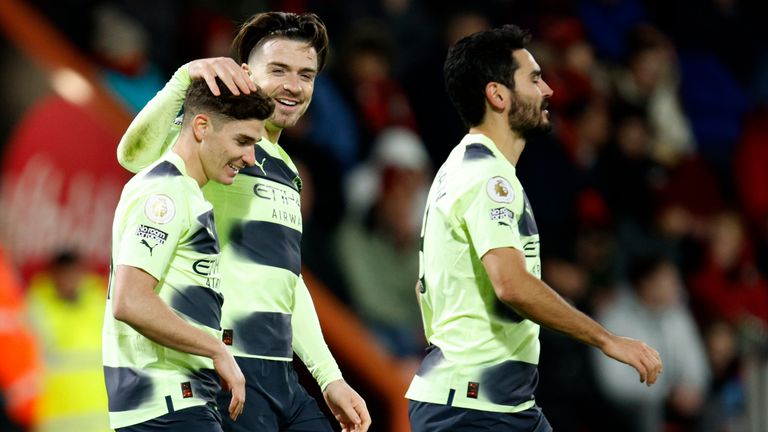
left=462, top=175, right=523, bottom=259
left=115, top=185, right=187, bottom=280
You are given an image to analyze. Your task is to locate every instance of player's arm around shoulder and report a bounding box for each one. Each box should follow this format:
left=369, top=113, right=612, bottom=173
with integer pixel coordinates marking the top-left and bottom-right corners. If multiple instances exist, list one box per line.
left=117, top=65, right=192, bottom=173
left=117, top=57, right=255, bottom=173
left=481, top=248, right=664, bottom=387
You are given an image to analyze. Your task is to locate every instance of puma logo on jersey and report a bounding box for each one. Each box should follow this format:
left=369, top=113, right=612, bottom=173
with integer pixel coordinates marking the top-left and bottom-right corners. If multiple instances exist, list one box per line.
left=254, top=157, right=267, bottom=175
left=140, top=239, right=157, bottom=256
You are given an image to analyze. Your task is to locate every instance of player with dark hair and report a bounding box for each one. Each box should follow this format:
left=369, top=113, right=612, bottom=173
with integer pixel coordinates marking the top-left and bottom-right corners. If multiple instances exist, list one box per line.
left=117, top=12, right=370, bottom=432
left=104, top=77, right=272, bottom=431
left=406, top=25, right=663, bottom=431
left=184, top=78, right=275, bottom=125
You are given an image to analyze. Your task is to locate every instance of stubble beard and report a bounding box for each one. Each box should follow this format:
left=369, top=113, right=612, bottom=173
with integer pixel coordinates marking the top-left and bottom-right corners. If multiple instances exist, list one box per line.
left=271, top=104, right=308, bottom=130
left=508, top=97, right=552, bottom=139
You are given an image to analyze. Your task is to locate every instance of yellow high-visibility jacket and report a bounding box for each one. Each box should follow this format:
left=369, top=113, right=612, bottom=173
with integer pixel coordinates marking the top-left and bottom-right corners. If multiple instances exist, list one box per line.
left=27, top=273, right=110, bottom=432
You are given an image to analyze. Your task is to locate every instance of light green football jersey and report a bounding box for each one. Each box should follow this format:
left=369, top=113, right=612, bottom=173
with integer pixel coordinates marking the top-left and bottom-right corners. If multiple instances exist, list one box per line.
left=103, top=151, right=223, bottom=428
left=405, top=133, right=542, bottom=413
left=116, top=64, right=343, bottom=390
left=146, top=120, right=305, bottom=361
left=202, top=137, right=304, bottom=360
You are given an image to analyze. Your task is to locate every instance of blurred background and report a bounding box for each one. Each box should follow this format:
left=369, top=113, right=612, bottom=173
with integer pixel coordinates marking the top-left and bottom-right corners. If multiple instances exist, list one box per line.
left=1, top=0, right=767, bottom=431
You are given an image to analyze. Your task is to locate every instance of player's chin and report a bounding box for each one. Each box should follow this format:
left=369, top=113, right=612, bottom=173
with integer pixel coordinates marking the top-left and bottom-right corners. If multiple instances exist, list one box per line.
left=216, top=173, right=236, bottom=185
left=538, top=116, right=553, bottom=132
left=273, top=111, right=305, bottom=129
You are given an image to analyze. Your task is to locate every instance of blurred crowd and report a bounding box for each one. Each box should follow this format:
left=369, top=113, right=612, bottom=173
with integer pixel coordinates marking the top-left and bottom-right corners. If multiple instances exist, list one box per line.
left=2, top=0, right=768, bottom=431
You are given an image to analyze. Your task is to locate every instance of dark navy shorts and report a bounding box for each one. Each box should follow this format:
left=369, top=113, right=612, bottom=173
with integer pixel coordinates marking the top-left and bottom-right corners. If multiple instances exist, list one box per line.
left=217, top=357, right=333, bottom=432
left=116, top=404, right=222, bottom=432
left=409, top=400, right=553, bottom=432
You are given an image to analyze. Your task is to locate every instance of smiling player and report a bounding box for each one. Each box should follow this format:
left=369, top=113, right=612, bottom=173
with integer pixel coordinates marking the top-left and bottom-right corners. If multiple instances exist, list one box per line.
left=104, top=78, right=273, bottom=432
left=116, top=12, right=370, bottom=432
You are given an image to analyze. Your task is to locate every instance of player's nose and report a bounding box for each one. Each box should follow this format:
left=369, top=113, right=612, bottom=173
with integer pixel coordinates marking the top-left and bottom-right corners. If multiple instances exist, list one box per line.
left=242, top=145, right=256, bottom=167
left=282, top=74, right=301, bottom=94
left=540, top=79, right=553, bottom=98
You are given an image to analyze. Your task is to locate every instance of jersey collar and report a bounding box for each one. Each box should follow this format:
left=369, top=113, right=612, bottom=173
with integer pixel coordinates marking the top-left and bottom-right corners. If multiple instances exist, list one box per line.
left=461, top=133, right=510, bottom=165
left=164, top=149, right=189, bottom=176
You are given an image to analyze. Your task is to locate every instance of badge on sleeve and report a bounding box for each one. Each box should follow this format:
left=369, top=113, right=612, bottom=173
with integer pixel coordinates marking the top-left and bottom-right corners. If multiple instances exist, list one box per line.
left=486, top=177, right=514, bottom=203
left=144, top=194, right=175, bottom=224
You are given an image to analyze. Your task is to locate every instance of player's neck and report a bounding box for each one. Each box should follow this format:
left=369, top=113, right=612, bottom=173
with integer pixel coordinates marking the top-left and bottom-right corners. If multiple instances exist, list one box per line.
left=469, top=116, right=525, bottom=166
left=265, top=122, right=283, bottom=144
left=172, top=133, right=208, bottom=187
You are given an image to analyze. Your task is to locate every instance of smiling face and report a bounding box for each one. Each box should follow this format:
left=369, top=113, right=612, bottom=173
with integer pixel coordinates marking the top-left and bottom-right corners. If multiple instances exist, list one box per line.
left=507, top=49, right=553, bottom=137
left=198, top=116, right=262, bottom=185
left=245, top=38, right=318, bottom=139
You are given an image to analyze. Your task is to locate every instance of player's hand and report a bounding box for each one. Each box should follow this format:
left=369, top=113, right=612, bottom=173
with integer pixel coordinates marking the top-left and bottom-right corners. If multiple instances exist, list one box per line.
left=187, top=57, right=257, bottom=96
left=601, top=334, right=663, bottom=386
left=212, top=347, right=246, bottom=421
left=322, top=379, right=371, bottom=432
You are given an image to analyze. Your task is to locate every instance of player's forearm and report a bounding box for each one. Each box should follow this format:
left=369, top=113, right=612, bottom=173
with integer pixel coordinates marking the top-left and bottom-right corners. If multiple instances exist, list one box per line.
left=112, top=264, right=226, bottom=359
left=292, top=321, right=343, bottom=392
left=113, top=288, right=226, bottom=359
left=483, top=249, right=612, bottom=350
left=117, top=63, right=191, bottom=172
left=291, top=277, right=343, bottom=390
left=502, top=274, right=612, bottom=349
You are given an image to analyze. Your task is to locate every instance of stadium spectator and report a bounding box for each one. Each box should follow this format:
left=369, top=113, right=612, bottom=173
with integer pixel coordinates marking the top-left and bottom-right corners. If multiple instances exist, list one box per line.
left=336, top=127, right=430, bottom=360
left=593, top=254, right=709, bottom=432
left=689, top=211, right=768, bottom=329
left=26, top=250, right=110, bottom=432
left=698, top=320, right=748, bottom=432
left=610, top=25, right=696, bottom=166
left=334, top=21, right=417, bottom=158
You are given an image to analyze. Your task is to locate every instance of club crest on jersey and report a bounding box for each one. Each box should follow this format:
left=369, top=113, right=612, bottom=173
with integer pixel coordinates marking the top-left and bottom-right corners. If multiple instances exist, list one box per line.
left=144, top=194, right=175, bottom=224
left=486, top=176, right=514, bottom=203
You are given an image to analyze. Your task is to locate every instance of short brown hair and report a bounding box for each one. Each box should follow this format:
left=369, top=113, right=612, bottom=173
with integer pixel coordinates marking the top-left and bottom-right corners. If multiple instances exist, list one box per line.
left=231, top=12, right=329, bottom=72
left=183, top=77, right=274, bottom=123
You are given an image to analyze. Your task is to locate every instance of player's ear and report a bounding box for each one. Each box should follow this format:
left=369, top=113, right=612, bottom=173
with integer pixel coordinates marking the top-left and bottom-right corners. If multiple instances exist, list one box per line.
left=192, top=114, right=211, bottom=142
left=242, top=63, right=253, bottom=79
left=485, top=82, right=506, bottom=112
